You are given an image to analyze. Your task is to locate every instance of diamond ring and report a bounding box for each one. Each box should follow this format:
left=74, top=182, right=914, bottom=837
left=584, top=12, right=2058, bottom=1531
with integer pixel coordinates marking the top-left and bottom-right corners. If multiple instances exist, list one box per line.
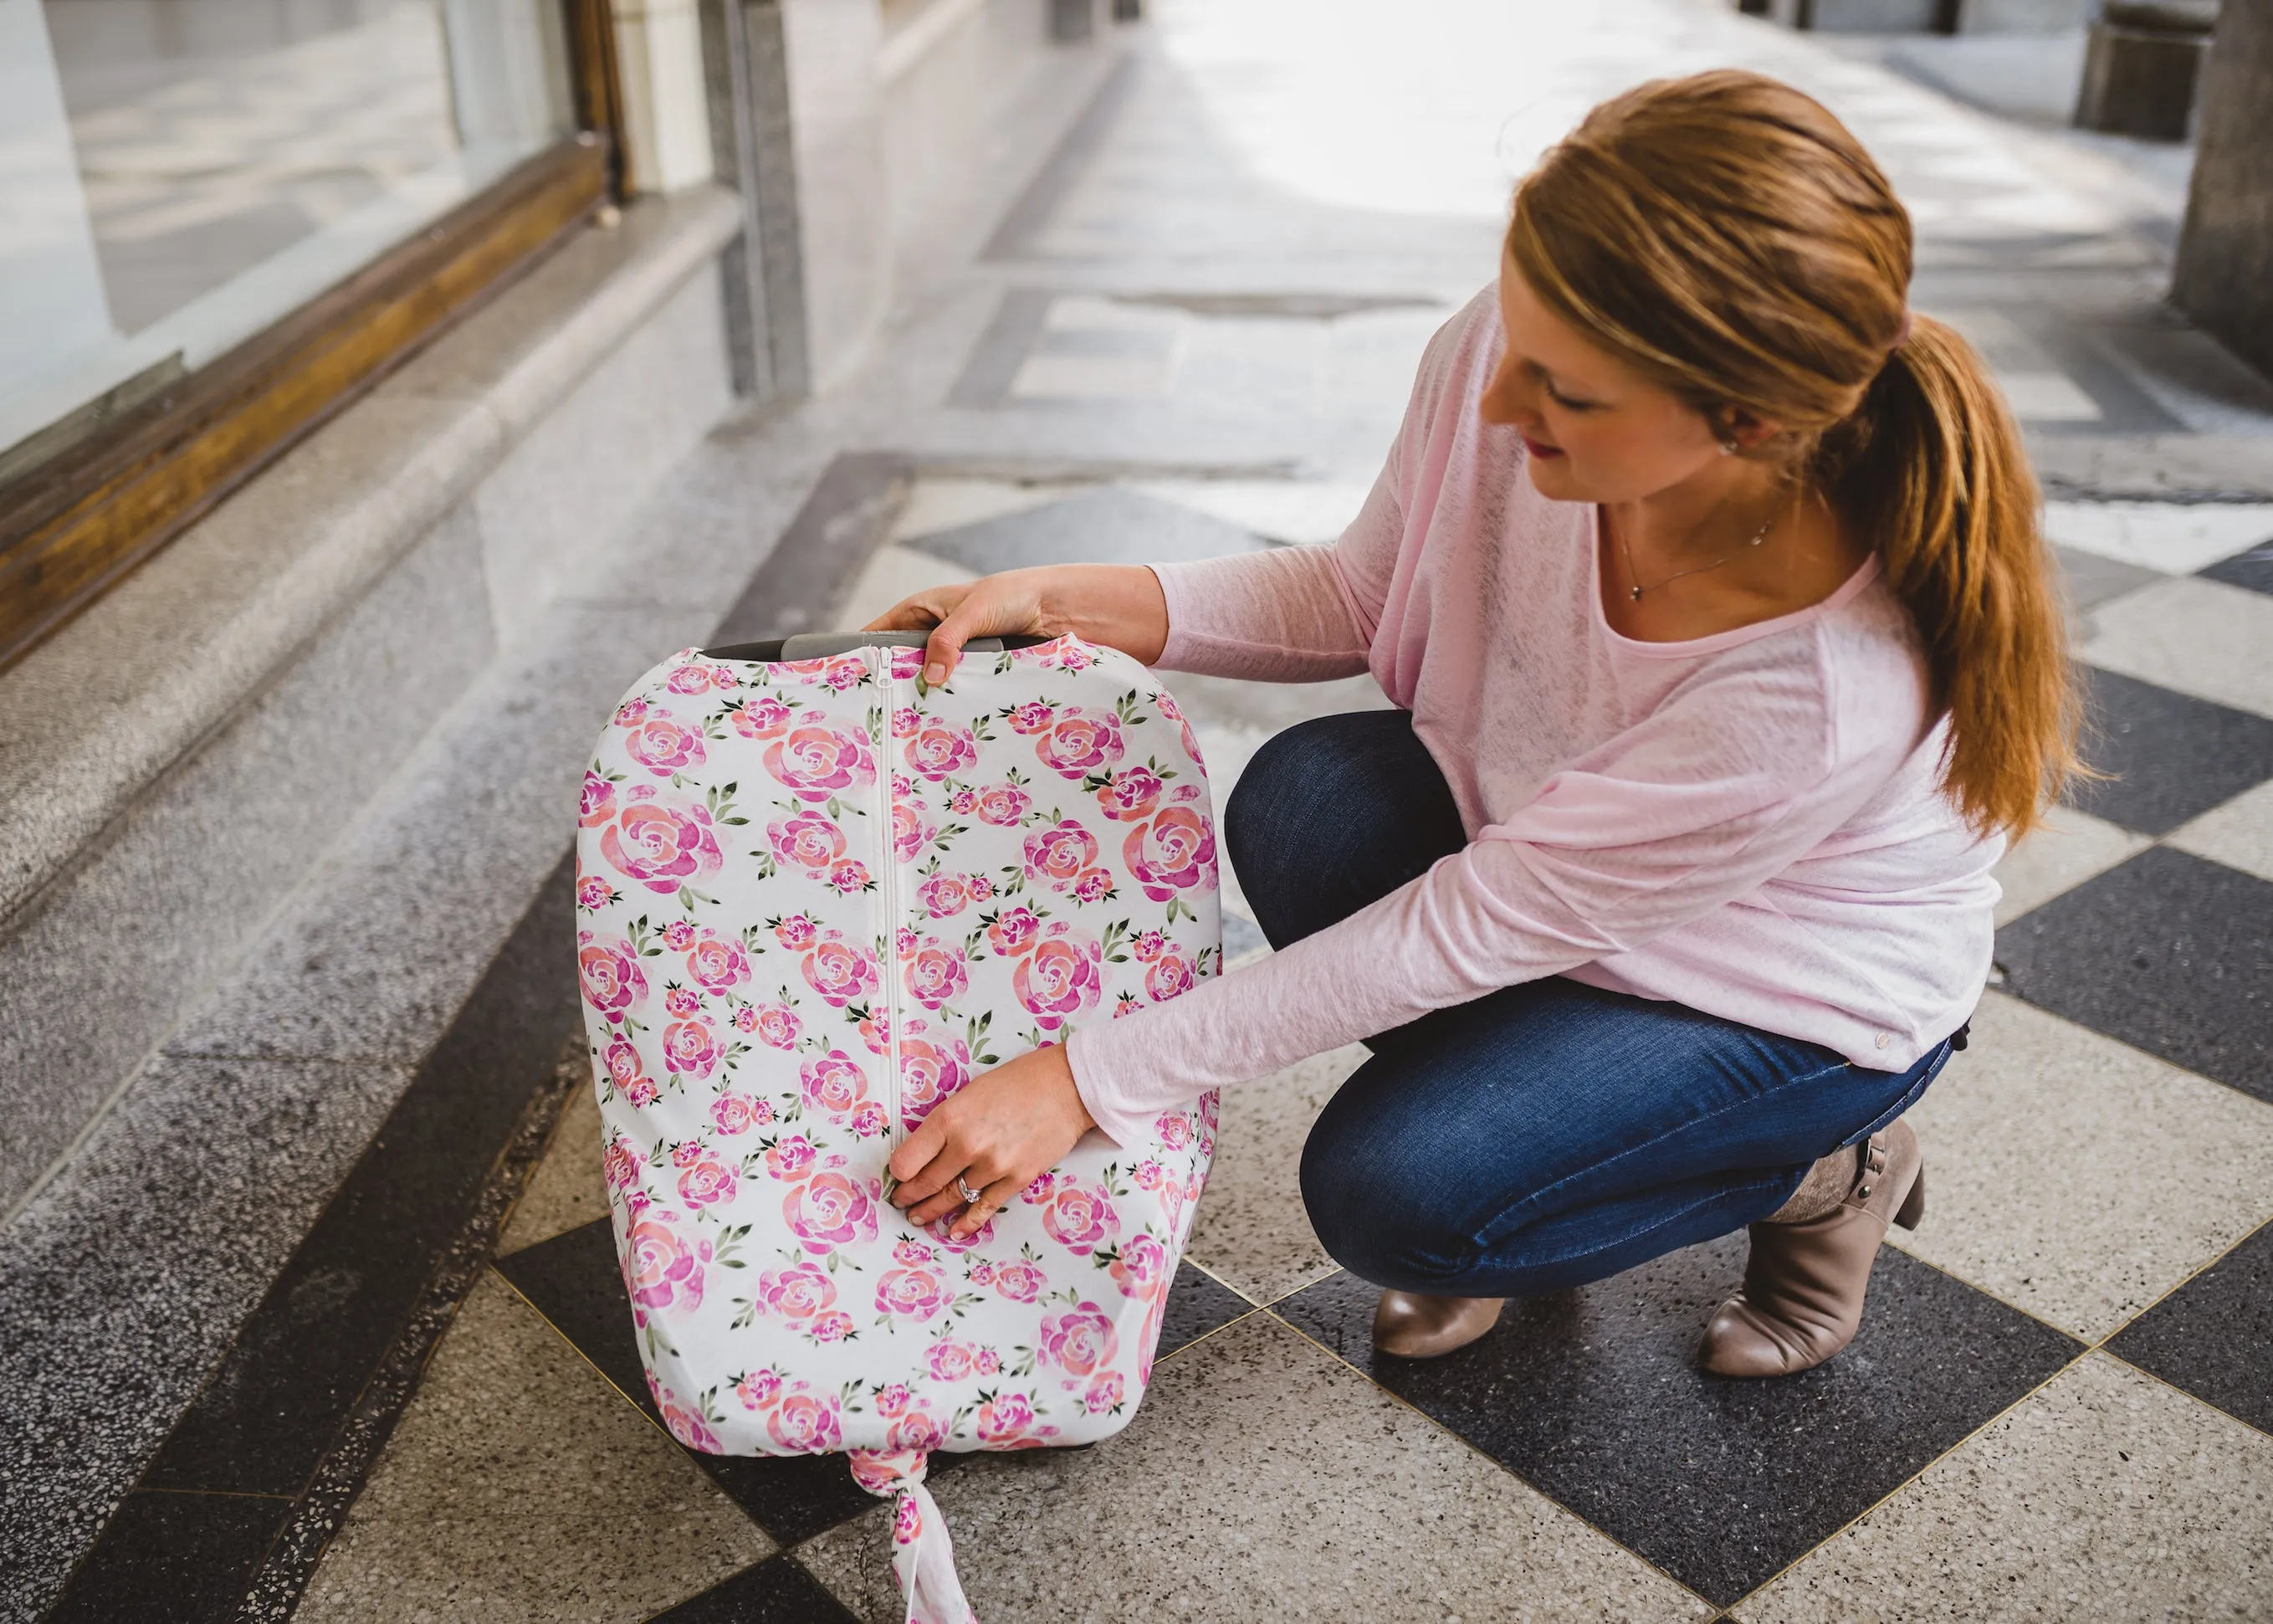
left=955, top=1176, right=983, bottom=1205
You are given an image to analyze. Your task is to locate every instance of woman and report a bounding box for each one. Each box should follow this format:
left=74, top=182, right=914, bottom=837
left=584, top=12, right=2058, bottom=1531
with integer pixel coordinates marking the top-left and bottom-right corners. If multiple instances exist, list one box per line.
left=873, top=69, right=2074, bottom=1376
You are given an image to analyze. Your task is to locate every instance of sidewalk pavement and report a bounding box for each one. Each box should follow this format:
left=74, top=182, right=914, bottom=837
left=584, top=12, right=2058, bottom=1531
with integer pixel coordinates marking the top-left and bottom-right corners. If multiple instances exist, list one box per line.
left=25, top=0, right=2273, bottom=1618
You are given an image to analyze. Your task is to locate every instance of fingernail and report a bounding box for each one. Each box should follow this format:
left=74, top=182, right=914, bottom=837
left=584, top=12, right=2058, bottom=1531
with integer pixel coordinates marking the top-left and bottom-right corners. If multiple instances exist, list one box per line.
left=924, top=663, right=945, bottom=684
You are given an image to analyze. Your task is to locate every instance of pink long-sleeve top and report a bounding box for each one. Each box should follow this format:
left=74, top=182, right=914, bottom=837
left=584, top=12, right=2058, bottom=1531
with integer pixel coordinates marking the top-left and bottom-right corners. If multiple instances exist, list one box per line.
left=1065, top=288, right=2003, bottom=1150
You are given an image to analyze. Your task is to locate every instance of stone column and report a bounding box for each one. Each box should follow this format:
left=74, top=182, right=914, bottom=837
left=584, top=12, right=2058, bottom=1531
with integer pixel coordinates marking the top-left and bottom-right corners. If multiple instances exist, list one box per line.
left=2173, top=0, right=2273, bottom=377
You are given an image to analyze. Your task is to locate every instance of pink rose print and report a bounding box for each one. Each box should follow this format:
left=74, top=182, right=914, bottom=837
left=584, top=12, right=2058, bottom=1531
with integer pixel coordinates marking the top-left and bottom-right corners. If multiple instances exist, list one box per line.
left=664, top=920, right=698, bottom=950
left=991, top=1261, right=1046, bottom=1304
left=826, top=860, right=871, bottom=895
left=577, top=935, right=648, bottom=1024
left=614, top=698, right=651, bottom=726
left=710, top=1092, right=770, bottom=1135
left=891, top=705, right=921, bottom=738
left=662, top=1396, right=721, bottom=1452
left=924, top=1341, right=975, bottom=1382
left=1006, top=700, right=1055, bottom=735
left=763, top=718, right=875, bottom=802
left=1132, top=929, right=1170, bottom=961
left=602, top=1138, right=641, bottom=1191
left=578, top=771, right=617, bottom=828
left=667, top=658, right=735, bottom=694
left=950, top=786, right=979, bottom=815
left=671, top=1140, right=708, bottom=1169
left=888, top=1411, right=947, bottom=1453
left=1125, top=805, right=1217, bottom=901
left=904, top=937, right=968, bottom=1010
left=1112, top=998, right=1140, bottom=1019
left=892, top=1491, right=923, bottom=1548
left=875, top=1266, right=953, bottom=1321
left=850, top=1099, right=889, bottom=1138
left=1083, top=1372, right=1125, bottom=1414
left=1023, top=819, right=1099, bottom=890
left=735, top=1367, right=781, bottom=1408
left=896, top=925, right=919, bottom=959
left=602, top=1035, right=648, bottom=1092
left=898, top=1024, right=972, bottom=1129
left=1096, top=766, right=1165, bottom=821
left=967, top=1260, right=996, bottom=1286
left=1158, top=1112, right=1193, bottom=1149
left=624, top=716, right=706, bottom=776
left=623, top=1213, right=707, bottom=1312
left=917, top=872, right=973, bottom=919
left=1038, top=1302, right=1119, bottom=1376
left=684, top=933, right=750, bottom=993
left=766, top=811, right=846, bottom=872
left=1037, top=709, right=1124, bottom=778
left=800, top=932, right=880, bottom=1007
left=602, top=791, right=724, bottom=894
left=1145, top=953, right=1195, bottom=1002
left=665, top=986, right=701, bottom=1020
left=875, top=1381, right=915, bottom=1417
left=891, top=800, right=932, bottom=862
left=857, top=1010, right=893, bottom=1055
left=985, top=906, right=1042, bottom=956
left=975, top=1391, right=1042, bottom=1447
left=662, top=1018, right=719, bottom=1078
left=1013, top=925, right=1103, bottom=1029
left=973, top=1347, right=1002, bottom=1377
left=731, top=694, right=795, bottom=740
left=784, top=1171, right=880, bottom=1253
left=763, top=1135, right=817, bottom=1181
left=800, top=1049, right=868, bottom=1117
left=575, top=874, right=616, bottom=910
left=773, top=913, right=817, bottom=950
left=894, top=1238, right=934, bottom=1266
left=751, top=1003, right=801, bottom=1049
left=975, top=783, right=1031, bottom=826
left=757, top=1261, right=836, bottom=1319
left=1154, top=689, right=1206, bottom=766
left=1072, top=868, right=1113, bottom=904
left=1108, top=1232, right=1168, bottom=1298
left=1199, top=1089, right=1221, bottom=1130
left=1021, top=1171, right=1058, bottom=1204
left=809, top=1311, right=855, bottom=1342
left=904, top=721, right=979, bottom=781
left=1043, top=1182, right=1120, bottom=1255
left=766, top=1392, right=842, bottom=1453
left=1132, top=1158, right=1165, bottom=1191
left=677, top=1155, right=736, bottom=1208
left=622, top=1075, right=660, bottom=1108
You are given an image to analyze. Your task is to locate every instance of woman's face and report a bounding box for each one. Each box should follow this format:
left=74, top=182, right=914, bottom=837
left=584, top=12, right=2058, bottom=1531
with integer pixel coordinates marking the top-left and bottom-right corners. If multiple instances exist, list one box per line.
left=1478, top=253, right=1735, bottom=505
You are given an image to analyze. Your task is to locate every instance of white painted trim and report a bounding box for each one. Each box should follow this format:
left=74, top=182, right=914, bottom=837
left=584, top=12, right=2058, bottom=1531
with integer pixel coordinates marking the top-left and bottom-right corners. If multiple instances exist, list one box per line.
left=878, top=0, right=987, bottom=85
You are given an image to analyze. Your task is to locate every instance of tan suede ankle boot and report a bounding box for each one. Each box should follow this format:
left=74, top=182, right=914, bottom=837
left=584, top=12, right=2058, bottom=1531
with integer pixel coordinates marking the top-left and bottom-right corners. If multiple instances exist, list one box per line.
left=1698, top=1120, right=1925, bottom=1378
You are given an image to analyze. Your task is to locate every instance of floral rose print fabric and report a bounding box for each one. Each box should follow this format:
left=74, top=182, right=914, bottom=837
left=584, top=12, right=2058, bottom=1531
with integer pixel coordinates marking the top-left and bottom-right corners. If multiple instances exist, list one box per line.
left=576, top=636, right=1221, bottom=1624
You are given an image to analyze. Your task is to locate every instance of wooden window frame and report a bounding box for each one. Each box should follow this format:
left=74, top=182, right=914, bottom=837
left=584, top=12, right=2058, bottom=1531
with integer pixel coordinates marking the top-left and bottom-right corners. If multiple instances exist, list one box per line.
left=0, top=0, right=627, bottom=674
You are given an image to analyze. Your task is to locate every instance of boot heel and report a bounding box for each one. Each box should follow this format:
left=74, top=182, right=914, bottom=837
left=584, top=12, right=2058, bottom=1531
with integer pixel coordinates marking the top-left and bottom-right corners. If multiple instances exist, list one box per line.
left=1893, top=1165, right=1927, bottom=1231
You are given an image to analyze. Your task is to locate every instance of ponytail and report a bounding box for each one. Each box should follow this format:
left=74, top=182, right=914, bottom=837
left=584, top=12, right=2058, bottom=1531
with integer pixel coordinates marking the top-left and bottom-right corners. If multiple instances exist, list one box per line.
left=1818, top=317, right=2079, bottom=838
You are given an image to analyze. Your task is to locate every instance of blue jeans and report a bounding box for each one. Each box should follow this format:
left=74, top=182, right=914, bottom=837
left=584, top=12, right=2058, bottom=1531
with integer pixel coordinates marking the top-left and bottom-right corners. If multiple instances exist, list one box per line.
left=1226, top=709, right=1957, bottom=1298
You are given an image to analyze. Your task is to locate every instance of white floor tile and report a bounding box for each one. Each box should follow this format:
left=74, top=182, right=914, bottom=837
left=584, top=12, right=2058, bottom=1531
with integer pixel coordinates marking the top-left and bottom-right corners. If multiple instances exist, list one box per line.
left=2042, top=501, right=2273, bottom=576
left=1989, top=803, right=2152, bottom=925
left=2079, top=576, right=2273, bottom=720
left=2166, top=778, right=2273, bottom=884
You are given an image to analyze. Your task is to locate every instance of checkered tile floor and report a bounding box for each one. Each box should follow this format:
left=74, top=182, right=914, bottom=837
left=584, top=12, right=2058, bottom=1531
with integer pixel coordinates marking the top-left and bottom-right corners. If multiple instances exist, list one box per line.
left=290, top=482, right=2273, bottom=1621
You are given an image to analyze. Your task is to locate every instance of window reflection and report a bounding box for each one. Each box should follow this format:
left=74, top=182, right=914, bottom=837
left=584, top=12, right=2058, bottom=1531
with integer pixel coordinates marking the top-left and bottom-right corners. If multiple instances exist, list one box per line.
left=1, top=0, right=574, bottom=479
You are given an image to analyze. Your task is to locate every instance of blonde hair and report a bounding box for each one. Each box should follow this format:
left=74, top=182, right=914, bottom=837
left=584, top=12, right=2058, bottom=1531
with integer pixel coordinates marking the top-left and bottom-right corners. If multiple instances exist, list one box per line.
left=1507, top=69, right=2076, bottom=838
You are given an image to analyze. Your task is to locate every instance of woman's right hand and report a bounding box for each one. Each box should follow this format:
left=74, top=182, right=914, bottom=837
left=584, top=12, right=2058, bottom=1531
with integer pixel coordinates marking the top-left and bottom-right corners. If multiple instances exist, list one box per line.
left=863, top=563, right=1170, bottom=686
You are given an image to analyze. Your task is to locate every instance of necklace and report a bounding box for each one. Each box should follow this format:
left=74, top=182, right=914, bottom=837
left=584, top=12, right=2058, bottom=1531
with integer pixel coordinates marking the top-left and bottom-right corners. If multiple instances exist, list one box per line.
left=1615, top=493, right=1784, bottom=601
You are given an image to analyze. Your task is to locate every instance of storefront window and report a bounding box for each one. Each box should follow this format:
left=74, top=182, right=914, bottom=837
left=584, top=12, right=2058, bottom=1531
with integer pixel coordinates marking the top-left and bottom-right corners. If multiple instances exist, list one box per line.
left=1, top=0, right=576, bottom=482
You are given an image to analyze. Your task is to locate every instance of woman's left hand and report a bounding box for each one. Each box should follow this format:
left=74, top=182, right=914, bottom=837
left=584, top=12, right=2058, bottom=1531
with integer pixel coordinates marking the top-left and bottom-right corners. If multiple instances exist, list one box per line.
left=888, top=1043, right=1096, bottom=1238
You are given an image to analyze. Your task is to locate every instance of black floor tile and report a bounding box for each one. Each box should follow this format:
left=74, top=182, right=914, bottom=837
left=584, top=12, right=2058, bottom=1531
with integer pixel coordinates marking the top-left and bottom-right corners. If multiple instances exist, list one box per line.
left=44, top=1490, right=292, bottom=1624
left=1156, top=1261, right=1255, bottom=1360
left=2199, top=538, right=2273, bottom=597
left=708, top=453, right=914, bottom=648
left=140, top=858, right=585, bottom=1499
left=1996, top=846, right=2273, bottom=1099
left=646, top=1553, right=861, bottom=1622
left=495, top=1217, right=912, bottom=1545
left=2061, top=666, right=2273, bottom=835
left=2106, top=1217, right=2273, bottom=1435
left=903, top=486, right=1273, bottom=576
left=1273, top=1242, right=2081, bottom=1607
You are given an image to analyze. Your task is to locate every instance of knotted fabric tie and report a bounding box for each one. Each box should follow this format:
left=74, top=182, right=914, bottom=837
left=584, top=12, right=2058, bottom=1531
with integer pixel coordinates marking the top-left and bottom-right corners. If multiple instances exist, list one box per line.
left=848, top=1449, right=976, bottom=1624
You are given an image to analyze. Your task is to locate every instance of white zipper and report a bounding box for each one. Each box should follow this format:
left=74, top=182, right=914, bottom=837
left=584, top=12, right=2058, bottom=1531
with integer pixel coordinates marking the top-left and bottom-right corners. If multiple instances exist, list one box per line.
left=873, top=645, right=905, bottom=1155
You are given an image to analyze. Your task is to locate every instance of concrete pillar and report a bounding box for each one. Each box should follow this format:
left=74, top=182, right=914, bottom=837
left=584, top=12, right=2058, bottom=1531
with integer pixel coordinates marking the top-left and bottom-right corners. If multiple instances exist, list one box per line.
left=2173, top=0, right=2273, bottom=377
left=615, top=0, right=719, bottom=194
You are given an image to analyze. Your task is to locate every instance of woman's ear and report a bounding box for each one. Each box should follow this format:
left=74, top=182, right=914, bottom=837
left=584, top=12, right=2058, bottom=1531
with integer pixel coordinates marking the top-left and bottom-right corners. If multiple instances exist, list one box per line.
left=1712, top=405, right=1786, bottom=453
